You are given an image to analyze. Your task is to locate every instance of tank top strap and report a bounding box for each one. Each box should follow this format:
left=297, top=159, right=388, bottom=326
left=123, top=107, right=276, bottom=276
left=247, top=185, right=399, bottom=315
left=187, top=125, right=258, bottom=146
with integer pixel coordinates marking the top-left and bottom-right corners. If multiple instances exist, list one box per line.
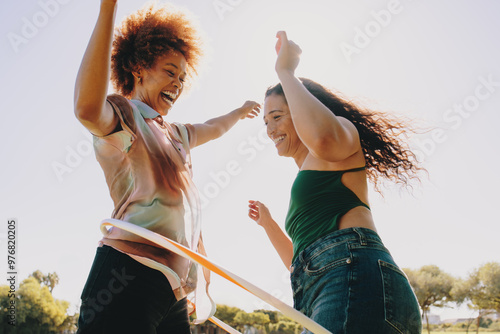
left=340, top=166, right=366, bottom=173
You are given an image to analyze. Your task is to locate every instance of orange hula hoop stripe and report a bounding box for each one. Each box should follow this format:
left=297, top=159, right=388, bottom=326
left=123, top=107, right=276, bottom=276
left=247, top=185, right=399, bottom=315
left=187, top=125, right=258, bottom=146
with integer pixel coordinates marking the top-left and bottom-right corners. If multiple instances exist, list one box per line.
left=100, top=219, right=332, bottom=334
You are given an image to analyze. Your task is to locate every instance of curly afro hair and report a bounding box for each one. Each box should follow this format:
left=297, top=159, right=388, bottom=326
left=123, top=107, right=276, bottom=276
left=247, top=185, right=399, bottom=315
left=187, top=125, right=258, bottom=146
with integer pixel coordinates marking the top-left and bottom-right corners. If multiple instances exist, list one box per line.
left=111, top=2, right=204, bottom=98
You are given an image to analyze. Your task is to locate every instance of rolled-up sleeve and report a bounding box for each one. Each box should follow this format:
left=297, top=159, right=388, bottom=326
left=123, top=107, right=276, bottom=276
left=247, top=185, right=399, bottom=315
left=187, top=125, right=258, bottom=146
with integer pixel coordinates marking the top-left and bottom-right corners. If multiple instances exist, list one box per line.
left=93, top=95, right=137, bottom=153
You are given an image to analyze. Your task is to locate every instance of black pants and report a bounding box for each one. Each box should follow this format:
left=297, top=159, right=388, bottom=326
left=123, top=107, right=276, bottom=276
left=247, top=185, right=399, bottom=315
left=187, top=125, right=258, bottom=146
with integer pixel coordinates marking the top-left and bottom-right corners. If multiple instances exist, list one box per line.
left=77, top=246, right=191, bottom=334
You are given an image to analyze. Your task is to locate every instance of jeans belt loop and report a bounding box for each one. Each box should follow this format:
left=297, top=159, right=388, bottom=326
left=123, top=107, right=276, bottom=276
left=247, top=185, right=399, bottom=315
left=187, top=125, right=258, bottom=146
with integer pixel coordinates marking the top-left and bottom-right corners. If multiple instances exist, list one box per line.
left=353, top=227, right=367, bottom=246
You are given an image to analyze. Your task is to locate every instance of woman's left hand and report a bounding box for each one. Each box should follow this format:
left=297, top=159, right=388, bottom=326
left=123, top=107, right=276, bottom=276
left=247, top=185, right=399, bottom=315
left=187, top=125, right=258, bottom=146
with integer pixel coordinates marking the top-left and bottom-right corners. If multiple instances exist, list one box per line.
left=275, top=31, right=302, bottom=76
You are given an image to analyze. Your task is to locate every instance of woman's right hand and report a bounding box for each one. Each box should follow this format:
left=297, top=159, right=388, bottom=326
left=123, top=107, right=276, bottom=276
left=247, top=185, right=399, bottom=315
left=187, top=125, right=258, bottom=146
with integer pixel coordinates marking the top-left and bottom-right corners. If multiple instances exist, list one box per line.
left=275, top=31, right=302, bottom=76
left=248, top=200, right=273, bottom=228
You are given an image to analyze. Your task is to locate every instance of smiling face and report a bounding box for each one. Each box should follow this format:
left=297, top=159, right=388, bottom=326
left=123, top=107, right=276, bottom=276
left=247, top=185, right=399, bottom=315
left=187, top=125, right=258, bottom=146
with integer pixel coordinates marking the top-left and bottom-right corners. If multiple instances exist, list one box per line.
left=264, top=93, right=307, bottom=159
left=132, top=52, right=187, bottom=116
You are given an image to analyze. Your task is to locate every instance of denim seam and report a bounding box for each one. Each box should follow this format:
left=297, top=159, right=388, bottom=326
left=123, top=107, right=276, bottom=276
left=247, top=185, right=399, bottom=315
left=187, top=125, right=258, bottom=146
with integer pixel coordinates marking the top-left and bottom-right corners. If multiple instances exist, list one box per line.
left=344, top=245, right=354, bottom=332
left=348, top=243, right=388, bottom=253
left=353, top=227, right=367, bottom=245
left=379, top=259, right=408, bottom=279
left=304, top=256, right=351, bottom=276
left=306, top=240, right=349, bottom=263
left=378, top=259, right=406, bottom=334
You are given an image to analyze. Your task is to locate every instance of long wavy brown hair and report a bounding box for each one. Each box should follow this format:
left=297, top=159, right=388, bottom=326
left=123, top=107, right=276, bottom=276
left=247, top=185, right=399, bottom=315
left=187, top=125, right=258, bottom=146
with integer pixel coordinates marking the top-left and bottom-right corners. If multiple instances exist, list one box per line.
left=265, top=78, right=424, bottom=191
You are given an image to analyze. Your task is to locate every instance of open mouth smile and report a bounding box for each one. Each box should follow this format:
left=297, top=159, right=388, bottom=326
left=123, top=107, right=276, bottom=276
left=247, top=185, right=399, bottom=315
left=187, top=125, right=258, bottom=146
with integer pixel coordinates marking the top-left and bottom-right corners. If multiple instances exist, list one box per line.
left=161, top=91, right=177, bottom=105
left=272, top=135, right=286, bottom=146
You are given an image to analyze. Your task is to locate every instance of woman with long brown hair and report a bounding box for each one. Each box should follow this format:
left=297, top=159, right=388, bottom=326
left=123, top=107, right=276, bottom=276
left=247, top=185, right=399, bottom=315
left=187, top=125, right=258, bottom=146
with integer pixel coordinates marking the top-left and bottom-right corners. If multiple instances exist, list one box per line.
left=248, top=31, right=422, bottom=333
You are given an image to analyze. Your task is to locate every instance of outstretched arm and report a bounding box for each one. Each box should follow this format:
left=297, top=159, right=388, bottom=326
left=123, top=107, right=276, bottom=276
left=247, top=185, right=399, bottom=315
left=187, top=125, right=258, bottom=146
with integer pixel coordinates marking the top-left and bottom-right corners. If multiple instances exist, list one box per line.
left=274, top=31, right=360, bottom=162
left=191, top=101, right=260, bottom=148
left=248, top=200, right=293, bottom=270
left=74, top=0, right=119, bottom=137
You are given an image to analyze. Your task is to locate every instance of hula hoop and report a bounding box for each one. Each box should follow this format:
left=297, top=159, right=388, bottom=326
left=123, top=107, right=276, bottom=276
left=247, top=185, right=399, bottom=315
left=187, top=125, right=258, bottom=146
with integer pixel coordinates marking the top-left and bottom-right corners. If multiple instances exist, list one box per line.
left=208, top=316, right=241, bottom=334
left=101, top=219, right=332, bottom=334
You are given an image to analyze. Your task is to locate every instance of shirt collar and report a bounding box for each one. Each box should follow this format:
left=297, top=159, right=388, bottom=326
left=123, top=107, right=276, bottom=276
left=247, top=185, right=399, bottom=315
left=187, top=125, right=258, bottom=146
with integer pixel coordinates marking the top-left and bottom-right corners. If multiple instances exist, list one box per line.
left=130, top=99, right=162, bottom=119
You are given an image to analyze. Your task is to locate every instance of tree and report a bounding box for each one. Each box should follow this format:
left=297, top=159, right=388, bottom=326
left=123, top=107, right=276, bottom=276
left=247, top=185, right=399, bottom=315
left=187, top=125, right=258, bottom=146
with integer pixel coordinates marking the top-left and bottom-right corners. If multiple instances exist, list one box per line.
left=234, top=310, right=251, bottom=331
left=233, top=310, right=270, bottom=332
left=31, top=270, right=60, bottom=293
left=404, top=265, right=455, bottom=334
left=214, top=304, right=243, bottom=328
left=209, top=305, right=302, bottom=334
left=254, top=309, right=279, bottom=322
left=268, top=319, right=302, bottom=334
left=452, top=262, right=500, bottom=334
left=249, top=311, right=270, bottom=331
left=0, top=272, right=76, bottom=334
left=265, top=312, right=302, bottom=334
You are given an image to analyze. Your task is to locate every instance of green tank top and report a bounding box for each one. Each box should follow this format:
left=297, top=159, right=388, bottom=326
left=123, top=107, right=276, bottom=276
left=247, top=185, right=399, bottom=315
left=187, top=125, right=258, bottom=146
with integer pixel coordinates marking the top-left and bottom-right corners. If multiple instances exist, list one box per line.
left=285, top=167, right=370, bottom=263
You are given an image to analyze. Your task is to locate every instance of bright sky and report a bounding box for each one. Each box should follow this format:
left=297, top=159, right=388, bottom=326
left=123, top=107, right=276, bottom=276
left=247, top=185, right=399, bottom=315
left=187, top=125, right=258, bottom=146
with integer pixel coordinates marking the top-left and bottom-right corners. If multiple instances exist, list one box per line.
left=1, top=0, right=499, bottom=322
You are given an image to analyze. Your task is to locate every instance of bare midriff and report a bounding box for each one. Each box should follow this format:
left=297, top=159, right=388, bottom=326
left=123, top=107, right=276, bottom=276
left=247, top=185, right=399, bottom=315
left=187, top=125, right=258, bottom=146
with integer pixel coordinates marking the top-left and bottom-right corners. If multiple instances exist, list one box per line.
left=338, top=206, right=377, bottom=232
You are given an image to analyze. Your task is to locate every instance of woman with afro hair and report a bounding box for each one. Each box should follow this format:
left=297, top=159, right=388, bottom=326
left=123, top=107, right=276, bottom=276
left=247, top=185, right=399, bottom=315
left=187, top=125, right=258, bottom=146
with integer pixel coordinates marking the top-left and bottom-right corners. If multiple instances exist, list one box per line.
left=74, top=1, right=260, bottom=333
left=248, top=32, right=423, bottom=333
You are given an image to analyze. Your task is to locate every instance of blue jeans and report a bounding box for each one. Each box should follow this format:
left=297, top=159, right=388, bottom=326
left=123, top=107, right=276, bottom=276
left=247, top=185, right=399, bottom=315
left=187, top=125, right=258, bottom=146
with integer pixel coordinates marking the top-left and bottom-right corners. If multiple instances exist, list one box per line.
left=77, top=246, right=191, bottom=334
left=291, top=228, right=422, bottom=334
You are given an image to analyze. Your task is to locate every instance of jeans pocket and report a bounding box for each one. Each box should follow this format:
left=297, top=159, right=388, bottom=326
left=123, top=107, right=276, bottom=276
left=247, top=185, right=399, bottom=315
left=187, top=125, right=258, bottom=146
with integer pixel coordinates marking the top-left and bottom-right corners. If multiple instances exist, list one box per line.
left=378, top=260, right=422, bottom=334
left=304, top=243, right=351, bottom=276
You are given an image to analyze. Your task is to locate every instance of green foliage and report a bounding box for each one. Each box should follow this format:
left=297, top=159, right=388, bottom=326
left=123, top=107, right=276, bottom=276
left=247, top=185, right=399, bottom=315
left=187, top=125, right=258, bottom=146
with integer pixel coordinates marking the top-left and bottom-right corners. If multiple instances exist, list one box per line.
left=404, top=263, right=500, bottom=334
left=451, top=262, right=500, bottom=334
left=255, top=309, right=279, bottom=322
left=251, top=311, right=271, bottom=327
left=214, top=304, right=243, bottom=327
left=267, top=319, right=302, bottom=334
left=405, top=265, right=455, bottom=311
left=405, top=265, right=455, bottom=333
left=0, top=272, right=76, bottom=334
left=31, top=270, right=60, bottom=294
left=233, top=310, right=251, bottom=329
left=458, top=262, right=500, bottom=313
left=211, top=304, right=302, bottom=334
left=232, top=310, right=270, bottom=331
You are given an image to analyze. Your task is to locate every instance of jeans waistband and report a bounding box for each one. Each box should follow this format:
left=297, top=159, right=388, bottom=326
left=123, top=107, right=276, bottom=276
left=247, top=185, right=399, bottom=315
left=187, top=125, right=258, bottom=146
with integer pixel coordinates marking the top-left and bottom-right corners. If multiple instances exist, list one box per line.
left=291, top=227, right=384, bottom=270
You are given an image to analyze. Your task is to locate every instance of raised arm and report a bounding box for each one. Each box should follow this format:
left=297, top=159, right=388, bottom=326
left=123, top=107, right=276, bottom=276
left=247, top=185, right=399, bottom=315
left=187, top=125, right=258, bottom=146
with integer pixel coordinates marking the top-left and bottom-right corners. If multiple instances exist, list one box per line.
left=191, top=100, right=260, bottom=148
left=74, top=0, right=119, bottom=137
left=274, top=31, right=360, bottom=162
left=248, top=200, right=293, bottom=270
